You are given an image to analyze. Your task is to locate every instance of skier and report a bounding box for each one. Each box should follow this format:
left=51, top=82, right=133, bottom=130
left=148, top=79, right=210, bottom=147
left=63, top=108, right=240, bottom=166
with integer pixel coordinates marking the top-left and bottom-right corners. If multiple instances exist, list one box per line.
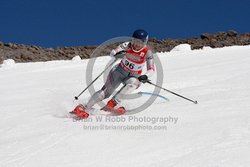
left=72, top=29, right=156, bottom=118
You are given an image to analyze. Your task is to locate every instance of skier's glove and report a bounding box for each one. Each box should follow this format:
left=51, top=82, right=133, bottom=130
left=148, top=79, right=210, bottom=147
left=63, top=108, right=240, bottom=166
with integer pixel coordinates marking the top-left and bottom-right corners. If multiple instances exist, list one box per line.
left=138, top=75, right=149, bottom=83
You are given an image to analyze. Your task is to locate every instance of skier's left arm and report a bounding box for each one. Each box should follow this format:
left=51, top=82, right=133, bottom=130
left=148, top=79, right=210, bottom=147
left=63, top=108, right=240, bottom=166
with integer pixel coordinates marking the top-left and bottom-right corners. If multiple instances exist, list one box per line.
left=145, top=50, right=155, bottom=78
left=138, top=50, right=156, bottom=83
left=110, top=42, right=129, bottom=58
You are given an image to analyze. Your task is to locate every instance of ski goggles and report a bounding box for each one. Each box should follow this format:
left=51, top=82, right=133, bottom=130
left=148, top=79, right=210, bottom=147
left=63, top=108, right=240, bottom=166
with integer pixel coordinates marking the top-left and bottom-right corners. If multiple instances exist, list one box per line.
left=131, top=37, right=147, bottom=46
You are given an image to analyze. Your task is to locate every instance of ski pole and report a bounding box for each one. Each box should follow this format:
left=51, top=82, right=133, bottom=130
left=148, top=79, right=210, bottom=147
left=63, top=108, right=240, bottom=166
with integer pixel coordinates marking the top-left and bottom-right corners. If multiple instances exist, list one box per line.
left=74, top=58, right=117, bottom=100
left=146, top=80, right=198, bottom=104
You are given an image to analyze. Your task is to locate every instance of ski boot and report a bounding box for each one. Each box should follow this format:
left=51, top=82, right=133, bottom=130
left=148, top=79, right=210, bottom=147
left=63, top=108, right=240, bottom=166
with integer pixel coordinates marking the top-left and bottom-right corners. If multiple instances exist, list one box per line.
left=71, top=104, right=89, bottom=119
left=103, top=99, right=126, bottom=115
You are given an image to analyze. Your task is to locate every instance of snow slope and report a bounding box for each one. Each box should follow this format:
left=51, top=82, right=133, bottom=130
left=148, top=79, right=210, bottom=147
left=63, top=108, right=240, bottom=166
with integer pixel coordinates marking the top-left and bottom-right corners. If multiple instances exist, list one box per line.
left=1, top=45, right=250, bottom=167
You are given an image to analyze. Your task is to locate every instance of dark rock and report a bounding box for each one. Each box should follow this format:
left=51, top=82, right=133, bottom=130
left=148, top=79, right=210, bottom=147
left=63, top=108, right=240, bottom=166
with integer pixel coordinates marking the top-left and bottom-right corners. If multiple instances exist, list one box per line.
left=227, top=30, right=238, bottom=37
left=201, top=33, right=213, bottom=40
left=31, top=45, right=40, bottom=50
left=58, top=50, right=65, bottom=55
left=4, top=43, right=13, bottom=47
left=215, top=32, right=227, bottom=41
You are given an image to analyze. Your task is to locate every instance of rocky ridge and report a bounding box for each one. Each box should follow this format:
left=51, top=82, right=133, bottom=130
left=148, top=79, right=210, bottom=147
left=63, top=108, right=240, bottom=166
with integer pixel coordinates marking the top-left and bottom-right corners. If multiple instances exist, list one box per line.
left=1, top=30, right=250, bottom=64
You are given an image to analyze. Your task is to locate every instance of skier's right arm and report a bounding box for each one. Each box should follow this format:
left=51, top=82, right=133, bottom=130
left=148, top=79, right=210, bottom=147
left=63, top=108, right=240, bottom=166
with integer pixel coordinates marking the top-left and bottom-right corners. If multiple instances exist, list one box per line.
left=110, top=42, right=129, bottom=58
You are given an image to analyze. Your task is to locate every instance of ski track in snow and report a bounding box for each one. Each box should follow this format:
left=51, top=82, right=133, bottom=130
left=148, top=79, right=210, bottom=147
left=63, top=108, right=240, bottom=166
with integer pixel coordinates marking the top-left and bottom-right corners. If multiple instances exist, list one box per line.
left=1, top=45, right=250, bottom=167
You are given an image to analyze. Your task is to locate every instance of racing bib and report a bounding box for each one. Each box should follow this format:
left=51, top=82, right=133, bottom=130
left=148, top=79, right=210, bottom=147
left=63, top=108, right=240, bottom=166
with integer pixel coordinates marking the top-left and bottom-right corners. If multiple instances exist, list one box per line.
left=118, top=44, right=150, bottom=74
left=120, top=58, right=145, bottom=74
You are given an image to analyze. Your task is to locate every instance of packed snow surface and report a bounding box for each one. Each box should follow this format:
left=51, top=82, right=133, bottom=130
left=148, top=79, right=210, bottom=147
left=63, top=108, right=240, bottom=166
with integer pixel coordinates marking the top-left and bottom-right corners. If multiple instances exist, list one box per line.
left=1, top=45, right=250, bottom=167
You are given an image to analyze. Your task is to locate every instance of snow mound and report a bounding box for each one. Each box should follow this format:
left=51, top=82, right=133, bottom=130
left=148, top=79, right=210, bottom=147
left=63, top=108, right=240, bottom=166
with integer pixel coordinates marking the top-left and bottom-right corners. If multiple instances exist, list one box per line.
left=72, top=55, right=81, bottom=61
left=1, top=59, right=15, bottom=68
left=171, top=44, right=192, bottom=52
left=202, top=46, right=213, bottom=50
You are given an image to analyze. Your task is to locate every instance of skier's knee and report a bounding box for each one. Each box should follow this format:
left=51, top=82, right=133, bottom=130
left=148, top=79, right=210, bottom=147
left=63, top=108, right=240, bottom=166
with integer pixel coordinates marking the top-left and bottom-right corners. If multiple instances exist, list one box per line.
left=121, top=84, right=136, bottom=95
left=125, top=77, right=141, bottom=89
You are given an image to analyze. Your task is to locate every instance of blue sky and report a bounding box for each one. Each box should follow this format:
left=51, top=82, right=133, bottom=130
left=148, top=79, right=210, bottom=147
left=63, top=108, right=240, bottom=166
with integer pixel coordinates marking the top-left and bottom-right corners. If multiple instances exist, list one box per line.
left=0, top=0, right=249, bottom=48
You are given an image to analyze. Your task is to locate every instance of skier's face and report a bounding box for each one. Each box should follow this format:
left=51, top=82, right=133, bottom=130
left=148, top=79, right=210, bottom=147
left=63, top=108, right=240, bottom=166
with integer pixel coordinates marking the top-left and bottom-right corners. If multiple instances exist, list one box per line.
left=131, top=38, right=145, bottom=51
